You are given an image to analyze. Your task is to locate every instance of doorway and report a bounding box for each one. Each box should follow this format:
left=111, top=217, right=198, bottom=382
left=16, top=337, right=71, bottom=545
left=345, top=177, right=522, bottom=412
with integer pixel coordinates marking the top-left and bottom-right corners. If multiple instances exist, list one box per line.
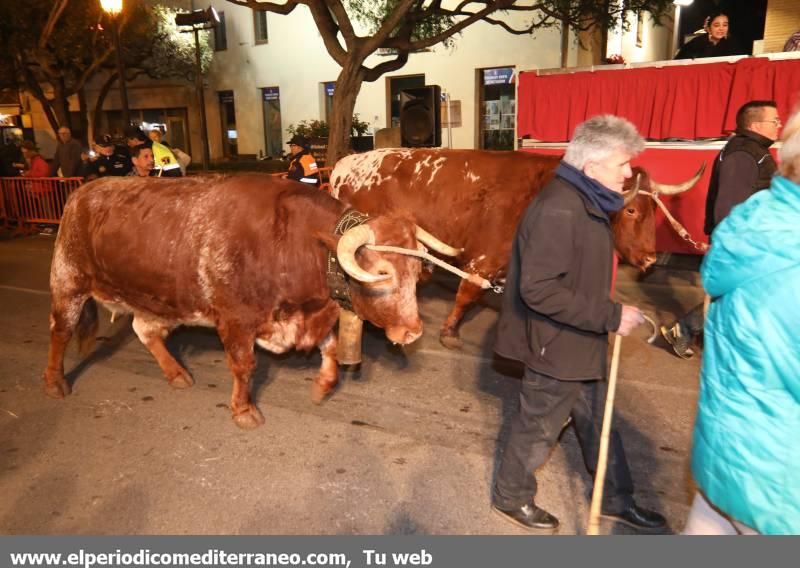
left=218, top=90, right=238, bottom=158
left=261, top=87, right=282, bottom=159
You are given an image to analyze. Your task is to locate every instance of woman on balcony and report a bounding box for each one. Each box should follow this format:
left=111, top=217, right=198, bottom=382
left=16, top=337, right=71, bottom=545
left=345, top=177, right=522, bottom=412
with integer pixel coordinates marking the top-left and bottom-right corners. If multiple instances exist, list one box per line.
left=675, top=11, right=747, bottom=60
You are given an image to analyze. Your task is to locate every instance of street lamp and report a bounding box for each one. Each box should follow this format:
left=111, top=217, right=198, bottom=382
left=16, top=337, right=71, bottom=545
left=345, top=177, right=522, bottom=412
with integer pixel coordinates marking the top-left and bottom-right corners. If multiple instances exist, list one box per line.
left=672, top=0, right=694, bottom=57
left=100, top=0, right=130, bottom=128
left=175, top=7, right=219, bottom=171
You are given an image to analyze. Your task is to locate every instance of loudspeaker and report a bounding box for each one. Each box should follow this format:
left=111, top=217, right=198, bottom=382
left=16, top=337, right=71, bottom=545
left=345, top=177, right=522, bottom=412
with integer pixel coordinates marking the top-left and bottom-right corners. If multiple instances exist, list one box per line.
left=400, top=85, right=441, bottom=147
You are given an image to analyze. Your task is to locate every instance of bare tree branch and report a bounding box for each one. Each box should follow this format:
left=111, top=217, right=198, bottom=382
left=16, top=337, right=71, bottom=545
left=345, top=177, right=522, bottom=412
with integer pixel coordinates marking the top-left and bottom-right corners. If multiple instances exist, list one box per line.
left=317, top=0, right=356, bottom=50
left=363, top=51, right=409, bottom=82
left=39, top=0, right=70, bottom=49
left=363, top=0, right=417, bottom=54
left=304, top=0, right=348, bottom=62
left=226, top=0, right=301, bottom=15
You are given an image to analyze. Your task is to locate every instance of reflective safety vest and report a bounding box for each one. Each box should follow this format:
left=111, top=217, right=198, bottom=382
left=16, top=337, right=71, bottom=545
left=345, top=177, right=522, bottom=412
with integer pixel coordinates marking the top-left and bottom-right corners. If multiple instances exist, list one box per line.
left=151, top=141, right=182, bottom=175
left=287, top=151, right=319, bottom=185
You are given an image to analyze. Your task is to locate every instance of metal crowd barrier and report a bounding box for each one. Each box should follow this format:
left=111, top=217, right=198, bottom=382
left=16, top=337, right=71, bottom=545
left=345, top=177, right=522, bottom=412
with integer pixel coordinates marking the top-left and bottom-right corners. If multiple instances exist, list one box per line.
left=0, top=177, right=83, bottom=233
left=269, top=167, right=334, bottom=192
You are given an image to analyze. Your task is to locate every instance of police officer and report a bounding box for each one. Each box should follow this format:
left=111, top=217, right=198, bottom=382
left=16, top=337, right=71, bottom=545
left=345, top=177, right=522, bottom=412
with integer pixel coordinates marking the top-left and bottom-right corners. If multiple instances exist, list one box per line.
left=286, top=135, right=320, bottom=186
left=84, top=134, right=131, bottom=179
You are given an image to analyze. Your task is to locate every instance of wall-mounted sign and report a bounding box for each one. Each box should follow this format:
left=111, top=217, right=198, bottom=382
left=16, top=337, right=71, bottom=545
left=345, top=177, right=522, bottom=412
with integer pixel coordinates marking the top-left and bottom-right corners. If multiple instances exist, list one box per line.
left=324, top=82, right=336, bottom=97
left=440, top=100, right=462, bottom=127
left=262, top=87, right=280, bottom=101
left=483, top=67, right=515, bottom=85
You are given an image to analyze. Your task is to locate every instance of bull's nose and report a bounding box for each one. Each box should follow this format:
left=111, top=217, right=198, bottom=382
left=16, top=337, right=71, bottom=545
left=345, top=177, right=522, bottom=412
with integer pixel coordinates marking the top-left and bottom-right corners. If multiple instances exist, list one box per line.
left=403, top=328, right=422, bottom=344
left=642, top=254, right=657, bottom=270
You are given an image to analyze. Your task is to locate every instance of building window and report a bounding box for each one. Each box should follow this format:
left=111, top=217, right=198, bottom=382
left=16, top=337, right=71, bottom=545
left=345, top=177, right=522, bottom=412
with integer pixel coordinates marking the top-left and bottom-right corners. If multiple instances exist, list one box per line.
left=388, top=74, right=425, bottom=128
left=214, top=11, right=227, bottom=51
left=254, top=11, right=268, bottom=44
left=322, top=82, right=335, bottom=122
left=478, top=67, right=515, bottom=151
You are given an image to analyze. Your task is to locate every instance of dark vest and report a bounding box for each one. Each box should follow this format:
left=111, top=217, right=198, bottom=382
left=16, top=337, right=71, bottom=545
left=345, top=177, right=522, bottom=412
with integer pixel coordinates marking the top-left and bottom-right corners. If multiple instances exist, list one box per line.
left=704, top=130, right=777, bottom=235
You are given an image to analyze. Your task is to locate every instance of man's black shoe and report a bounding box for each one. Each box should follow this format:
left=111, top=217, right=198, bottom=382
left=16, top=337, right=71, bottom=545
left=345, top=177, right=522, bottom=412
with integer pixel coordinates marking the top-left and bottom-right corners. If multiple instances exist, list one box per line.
left=491, top=502, right=559, bottom=533
left=601, top=503, right=667, bottom=532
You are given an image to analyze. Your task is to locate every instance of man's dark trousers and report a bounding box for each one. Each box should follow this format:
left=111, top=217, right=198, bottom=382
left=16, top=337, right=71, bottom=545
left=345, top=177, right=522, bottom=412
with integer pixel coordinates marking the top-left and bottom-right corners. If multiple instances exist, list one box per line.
left=493, top=367, right=634, bottom=512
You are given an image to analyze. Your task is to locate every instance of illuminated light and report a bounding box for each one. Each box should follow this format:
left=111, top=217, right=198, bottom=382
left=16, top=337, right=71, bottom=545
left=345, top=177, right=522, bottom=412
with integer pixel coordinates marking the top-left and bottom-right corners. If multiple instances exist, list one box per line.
left=99, top=0, right=123, bottom=16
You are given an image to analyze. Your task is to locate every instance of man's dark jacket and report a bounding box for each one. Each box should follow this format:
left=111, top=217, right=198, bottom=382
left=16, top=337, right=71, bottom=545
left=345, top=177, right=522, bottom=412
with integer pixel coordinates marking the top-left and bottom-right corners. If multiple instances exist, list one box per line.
left=494, top=177, right=622, bottom=380
left=50, top=139, right=83, bottom=177
left=704, top=129, right=776, bottom=235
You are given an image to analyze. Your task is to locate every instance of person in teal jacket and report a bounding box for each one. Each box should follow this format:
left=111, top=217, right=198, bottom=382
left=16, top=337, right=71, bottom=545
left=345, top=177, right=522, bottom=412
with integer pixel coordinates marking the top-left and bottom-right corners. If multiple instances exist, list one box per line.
left=684, top=107, right=800, bottom=535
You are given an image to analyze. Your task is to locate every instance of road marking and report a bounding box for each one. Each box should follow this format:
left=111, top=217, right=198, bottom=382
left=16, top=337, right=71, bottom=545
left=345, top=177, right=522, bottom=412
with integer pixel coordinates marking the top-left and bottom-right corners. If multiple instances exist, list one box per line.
left=0, top=284, right=50, bottom=296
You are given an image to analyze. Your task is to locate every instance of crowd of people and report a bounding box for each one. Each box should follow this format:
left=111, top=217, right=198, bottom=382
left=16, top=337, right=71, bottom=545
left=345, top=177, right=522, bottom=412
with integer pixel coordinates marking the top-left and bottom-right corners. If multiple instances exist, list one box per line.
left=0, top=125, right=189, bottom=182
left=2, top=125, right=317, bottom=182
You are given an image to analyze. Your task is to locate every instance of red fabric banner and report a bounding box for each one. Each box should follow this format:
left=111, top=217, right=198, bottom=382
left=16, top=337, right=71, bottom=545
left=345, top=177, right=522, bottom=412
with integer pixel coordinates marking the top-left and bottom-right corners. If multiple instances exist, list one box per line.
left=518, top=58, right=800, bottom=142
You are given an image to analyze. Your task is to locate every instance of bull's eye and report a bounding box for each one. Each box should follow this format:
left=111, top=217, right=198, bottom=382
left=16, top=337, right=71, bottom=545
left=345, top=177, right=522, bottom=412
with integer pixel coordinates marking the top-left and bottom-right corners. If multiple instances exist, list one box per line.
left=625, top=208, right=637, bottom=216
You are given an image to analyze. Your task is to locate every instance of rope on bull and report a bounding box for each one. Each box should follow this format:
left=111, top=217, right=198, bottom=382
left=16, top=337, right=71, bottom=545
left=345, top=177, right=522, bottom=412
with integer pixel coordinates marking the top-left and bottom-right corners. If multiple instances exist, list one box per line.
left=366, top=244, right=494, bottom=290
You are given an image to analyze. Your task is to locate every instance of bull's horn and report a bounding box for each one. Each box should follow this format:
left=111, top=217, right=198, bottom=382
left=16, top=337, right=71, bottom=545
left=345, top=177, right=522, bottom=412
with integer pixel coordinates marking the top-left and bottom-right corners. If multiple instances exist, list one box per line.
left=336, top=225, right=391, bottom=283
left=622, top=173, right=641, bottom=206
left=415, top=226, right=461, bottom=257
left=650, top=163, right=706, bottom=195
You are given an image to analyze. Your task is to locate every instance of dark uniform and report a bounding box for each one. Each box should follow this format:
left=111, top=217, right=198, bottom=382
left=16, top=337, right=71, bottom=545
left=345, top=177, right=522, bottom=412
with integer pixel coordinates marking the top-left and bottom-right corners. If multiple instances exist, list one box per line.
left=84, top=135, right=132, bottom=179
left=84, top=146, right=132, bottom=179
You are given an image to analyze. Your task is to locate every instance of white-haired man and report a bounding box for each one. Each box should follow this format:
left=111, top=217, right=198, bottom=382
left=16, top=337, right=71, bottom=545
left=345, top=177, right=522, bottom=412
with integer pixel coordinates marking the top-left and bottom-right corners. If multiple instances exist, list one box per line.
left=50, top=126, right=83, bottom=177
left=492, top=115, right=666, bottom=533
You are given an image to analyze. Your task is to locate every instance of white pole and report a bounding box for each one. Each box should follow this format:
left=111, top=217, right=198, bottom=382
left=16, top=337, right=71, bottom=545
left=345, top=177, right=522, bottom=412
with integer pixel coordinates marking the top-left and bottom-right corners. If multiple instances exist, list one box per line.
left=671, top=5, right=682, bottom=58
left=446, top=92, right=453, bottom=148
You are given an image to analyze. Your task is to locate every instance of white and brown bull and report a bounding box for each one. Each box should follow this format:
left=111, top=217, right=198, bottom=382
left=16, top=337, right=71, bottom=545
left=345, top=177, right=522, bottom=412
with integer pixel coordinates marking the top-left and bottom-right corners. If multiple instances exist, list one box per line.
left=41, top=174, right=458, bottom=428
left=330, top=148, right=702, bottom=349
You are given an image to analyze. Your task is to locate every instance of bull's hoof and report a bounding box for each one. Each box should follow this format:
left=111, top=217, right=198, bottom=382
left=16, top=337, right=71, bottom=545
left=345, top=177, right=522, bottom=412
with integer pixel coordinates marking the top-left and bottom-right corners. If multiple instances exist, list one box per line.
left=167, top=370, right=194, bottom=389
left=233, top=406, right=265, bottom=430
left=439, top=333, right=463, bottom=350
left=43, top=378, right=71, bottom=399
left=310, top=380, right=335, bottom=405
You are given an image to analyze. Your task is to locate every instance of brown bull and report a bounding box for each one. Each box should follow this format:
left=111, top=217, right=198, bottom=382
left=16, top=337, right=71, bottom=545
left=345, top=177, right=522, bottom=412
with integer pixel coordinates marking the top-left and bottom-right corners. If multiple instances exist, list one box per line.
left=330, top=149, right=701, bottom=349
left=42, top=174, right=457, bottom=428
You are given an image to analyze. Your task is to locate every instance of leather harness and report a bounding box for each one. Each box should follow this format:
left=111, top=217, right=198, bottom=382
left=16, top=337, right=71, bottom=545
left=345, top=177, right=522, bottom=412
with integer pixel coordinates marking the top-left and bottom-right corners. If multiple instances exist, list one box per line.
left=326, top=209, right=370, bottom=311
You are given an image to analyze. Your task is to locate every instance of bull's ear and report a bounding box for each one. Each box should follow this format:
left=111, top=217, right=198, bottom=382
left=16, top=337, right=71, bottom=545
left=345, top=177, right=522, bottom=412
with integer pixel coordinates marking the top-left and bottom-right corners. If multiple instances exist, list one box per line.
left=316, top=232, right=340, bottom=253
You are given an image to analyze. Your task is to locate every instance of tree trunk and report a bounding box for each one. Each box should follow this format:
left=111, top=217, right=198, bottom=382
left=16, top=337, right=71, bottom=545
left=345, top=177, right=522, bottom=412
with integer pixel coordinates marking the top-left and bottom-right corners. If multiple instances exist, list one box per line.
left=326, top=60, right=366, bottom=165
left=91, top=71, right=119, bottom=142
left=77, top=87, right=89, bottom=145
left=52, top=79, right=71, bottom=132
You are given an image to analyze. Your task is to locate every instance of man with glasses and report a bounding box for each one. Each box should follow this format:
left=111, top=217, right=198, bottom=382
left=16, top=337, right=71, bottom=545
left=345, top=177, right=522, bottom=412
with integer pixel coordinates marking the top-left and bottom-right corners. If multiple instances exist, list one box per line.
left=661, top=100, right=780, bottom=359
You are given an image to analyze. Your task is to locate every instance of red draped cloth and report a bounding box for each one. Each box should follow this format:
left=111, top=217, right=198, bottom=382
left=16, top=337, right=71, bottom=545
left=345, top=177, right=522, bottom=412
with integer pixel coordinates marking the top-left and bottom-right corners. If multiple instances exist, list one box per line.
left=518, top=58, right=800, bottom=142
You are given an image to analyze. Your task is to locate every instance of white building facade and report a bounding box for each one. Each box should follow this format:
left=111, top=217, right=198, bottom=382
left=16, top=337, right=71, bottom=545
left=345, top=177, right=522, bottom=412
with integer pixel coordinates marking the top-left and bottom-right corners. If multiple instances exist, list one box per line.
left=12, top=2, right=672, bottom=162
left=201, top=1, right=672, bottom=160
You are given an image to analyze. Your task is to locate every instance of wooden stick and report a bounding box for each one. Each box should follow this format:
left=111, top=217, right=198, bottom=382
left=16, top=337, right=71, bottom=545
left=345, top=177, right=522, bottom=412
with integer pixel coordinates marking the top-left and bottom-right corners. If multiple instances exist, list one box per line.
left=587, top=333, right=623, bottom=535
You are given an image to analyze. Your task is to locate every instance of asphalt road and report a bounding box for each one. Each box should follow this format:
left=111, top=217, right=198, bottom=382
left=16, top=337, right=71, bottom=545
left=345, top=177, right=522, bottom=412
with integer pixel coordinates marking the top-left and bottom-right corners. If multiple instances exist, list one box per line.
left=0, top=233, right=705, bottom=535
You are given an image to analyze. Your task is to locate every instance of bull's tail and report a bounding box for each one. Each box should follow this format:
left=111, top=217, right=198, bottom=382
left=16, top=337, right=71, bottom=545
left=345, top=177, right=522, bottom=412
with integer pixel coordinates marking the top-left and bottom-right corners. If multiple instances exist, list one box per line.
left=75, top=297, right=98, bottom=356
